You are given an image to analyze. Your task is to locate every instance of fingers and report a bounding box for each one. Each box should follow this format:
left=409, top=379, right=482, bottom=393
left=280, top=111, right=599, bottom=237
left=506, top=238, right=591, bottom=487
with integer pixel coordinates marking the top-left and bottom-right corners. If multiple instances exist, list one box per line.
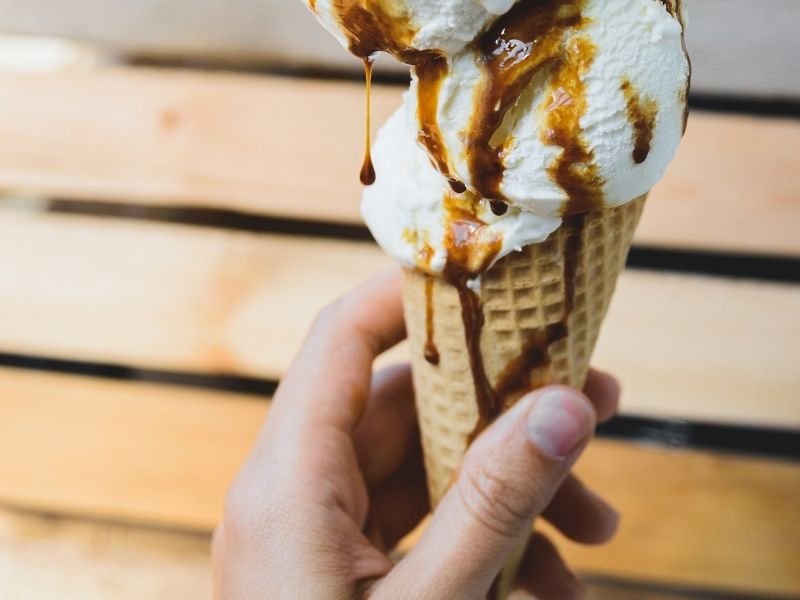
left=543, top=474, right=620, bottom=545
left=268, top=267, right=405, bottom=436
left=354, top=364, right=418, bottom=486
left=515, top=533, right=585, bottom=600
left=583, top=369, right=621, bottom=423
left=378, top=386, right=595, bottom=598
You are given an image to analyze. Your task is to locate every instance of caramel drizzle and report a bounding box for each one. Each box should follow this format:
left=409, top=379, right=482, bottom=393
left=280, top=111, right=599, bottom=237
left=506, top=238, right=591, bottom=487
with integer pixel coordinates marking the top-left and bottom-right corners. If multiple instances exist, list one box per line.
left=467, top=0, right=587, bottom=208
left=621, top=79, right=658, bottom=164
left=440, top=193, right=502, bottom=436
left=416, top=54, right=466, bottom=193
left=423, top=275, right=440, bottom=365
left=487, top=215, right=585, bottom=426
left=359, top=58, right=376, bottom=185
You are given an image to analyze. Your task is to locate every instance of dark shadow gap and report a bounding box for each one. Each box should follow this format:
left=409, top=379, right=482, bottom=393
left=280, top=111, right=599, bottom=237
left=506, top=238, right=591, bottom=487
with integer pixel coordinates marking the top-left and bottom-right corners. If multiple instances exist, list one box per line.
left=582, top=573, right=800, bottom=600
left=44, top=199, right=800, bottom=284
left=2, top=352, right=798, bottom=461
left=0, top=353, right=276, bottom=398
left=125, top=55, right=800, bottom=119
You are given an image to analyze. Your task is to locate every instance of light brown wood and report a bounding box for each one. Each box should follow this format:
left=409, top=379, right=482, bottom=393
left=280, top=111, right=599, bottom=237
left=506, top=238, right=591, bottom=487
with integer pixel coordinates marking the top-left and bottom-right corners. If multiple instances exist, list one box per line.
left=0, top=0, right=798, bottom=99
left=0, top=68, right=798, bottom=256
left=1, top=368, right=798, bottom=595
left=0, top=369, right=266, bottom=531
left=0, top=507, right=212, bottom=600
left=0, top=507, right=755, bottom=600
left=1, top=211, right=798, bottom=428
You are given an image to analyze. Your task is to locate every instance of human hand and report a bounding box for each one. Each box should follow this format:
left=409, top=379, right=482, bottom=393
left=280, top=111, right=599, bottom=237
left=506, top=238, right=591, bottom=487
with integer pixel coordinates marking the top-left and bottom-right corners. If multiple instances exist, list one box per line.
left=213, top=269, right=621, bottom=599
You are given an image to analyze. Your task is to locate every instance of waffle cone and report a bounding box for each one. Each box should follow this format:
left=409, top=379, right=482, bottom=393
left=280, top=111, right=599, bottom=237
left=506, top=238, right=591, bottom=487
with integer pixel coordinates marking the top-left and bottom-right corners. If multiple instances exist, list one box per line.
left=402, top=196, right=645, bottom=596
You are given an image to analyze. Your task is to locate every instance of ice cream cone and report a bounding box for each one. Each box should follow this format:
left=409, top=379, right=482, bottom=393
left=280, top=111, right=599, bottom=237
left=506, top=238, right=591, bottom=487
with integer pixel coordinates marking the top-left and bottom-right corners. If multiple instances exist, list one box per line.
left=402, top=195, right=646, bottom=598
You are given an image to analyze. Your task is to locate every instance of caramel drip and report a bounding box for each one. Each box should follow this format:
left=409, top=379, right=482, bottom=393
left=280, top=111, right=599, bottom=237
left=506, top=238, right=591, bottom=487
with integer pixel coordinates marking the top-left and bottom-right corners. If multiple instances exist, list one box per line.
left=542, top=36, right=603, bottom=215
left=467, top=0, right=586, bottom=203
left=332, top=1, right=415, bottom=60
left=621, top=79, right=658, bottom=164
left=360, top=58, right=376, bottom=185
left=440, top=193, right=502, bottom=440
left=308, top=0, right=317, bottom=11
left=487, top=214, right=586, bottom=428
left=416, top=54, right=466, bottom=193
left=424, top=275, right=440, bottom=365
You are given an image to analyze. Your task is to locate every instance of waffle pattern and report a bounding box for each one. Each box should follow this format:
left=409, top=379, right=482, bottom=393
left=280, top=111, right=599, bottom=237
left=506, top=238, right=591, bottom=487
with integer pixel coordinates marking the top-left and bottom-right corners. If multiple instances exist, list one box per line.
left=403, top=196, right=645, bottom=507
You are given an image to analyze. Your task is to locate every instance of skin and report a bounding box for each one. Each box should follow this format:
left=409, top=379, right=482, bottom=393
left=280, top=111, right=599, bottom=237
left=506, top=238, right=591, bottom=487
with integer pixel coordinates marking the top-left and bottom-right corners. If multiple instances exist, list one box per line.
left=213, top=268, right=621, bottom=599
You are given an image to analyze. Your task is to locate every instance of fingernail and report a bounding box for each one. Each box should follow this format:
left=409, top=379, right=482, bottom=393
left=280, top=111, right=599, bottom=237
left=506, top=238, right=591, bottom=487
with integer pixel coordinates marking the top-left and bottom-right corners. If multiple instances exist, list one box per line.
left=526, top=390, right=592, bottom=458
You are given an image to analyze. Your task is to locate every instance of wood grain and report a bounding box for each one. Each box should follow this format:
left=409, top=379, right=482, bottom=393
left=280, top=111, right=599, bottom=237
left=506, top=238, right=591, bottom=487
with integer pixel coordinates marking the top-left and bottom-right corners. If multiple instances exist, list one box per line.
left=0, top=507, right=766, bottom=600
left=0, top=69, right=798, bottom=256
left=1, top=211, right=798, bottom=427
left=0, top=508, right=212, bottom=600
left=1, top=368, right=798, bottom=595
left=0, top=0, right=798, bottom=98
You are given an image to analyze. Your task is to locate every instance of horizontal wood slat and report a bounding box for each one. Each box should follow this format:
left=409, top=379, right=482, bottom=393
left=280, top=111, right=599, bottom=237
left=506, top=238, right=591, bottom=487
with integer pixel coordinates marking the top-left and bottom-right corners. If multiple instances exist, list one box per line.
left=0, top=508, right=212, bottom=600
left=0, top=69, right=798, bottom=256
left=1, top=211, right=798, bottom=428
left=0, top=0, right=798, bottom=99
left=1, top=368, right=798, bottom=595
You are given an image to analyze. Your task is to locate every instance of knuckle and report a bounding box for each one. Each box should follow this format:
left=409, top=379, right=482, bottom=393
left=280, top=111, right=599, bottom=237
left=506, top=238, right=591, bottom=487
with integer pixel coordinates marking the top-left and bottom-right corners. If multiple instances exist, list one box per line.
left=458, top=460, right=530, bottom=538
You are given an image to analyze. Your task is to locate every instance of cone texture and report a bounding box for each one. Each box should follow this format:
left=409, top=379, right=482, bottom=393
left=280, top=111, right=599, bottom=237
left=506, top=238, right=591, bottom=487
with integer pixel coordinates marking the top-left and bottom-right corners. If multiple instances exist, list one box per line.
left=403, top=196, right=645, bottom=507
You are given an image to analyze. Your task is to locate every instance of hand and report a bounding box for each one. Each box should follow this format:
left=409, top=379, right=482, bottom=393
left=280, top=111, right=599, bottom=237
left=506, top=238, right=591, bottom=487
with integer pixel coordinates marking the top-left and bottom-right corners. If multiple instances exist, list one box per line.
left=213, top=269, right=621, bottom=599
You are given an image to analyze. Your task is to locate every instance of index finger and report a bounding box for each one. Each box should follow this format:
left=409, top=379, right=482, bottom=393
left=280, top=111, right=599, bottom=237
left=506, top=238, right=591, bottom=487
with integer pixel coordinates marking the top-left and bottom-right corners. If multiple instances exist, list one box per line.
left=269, top=267, right=406, bottom=434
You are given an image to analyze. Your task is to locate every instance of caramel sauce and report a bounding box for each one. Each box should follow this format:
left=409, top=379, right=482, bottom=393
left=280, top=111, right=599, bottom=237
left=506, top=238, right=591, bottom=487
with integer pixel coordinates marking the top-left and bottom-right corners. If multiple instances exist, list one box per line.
left=423, top=276, right=440, bottom=365
left=360, top=58, right=377, bottom=185
left=621, top=78, right=658, bottom=164
left=541, top=35, right=603, bottom=215
left=416, top=54, right=467, bottom=193
left=488, top=215, right=585, bottom=419
left=440, top=193, right=502, bottom=438
left=489, top=200, right=509, bottom=216
left=467, top=0, right=586, bottom=202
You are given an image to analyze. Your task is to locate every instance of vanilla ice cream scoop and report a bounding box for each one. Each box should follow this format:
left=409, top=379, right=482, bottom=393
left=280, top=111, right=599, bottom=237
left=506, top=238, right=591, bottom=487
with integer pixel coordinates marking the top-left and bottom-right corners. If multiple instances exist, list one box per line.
left=303, top=0, right=690, bottom=275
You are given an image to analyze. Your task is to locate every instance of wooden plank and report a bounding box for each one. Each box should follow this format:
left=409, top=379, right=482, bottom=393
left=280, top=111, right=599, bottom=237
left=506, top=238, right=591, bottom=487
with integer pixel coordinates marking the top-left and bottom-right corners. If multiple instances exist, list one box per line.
left=0, top=369, right=265, bottom=531
left=1, top=211, right=798, bottom=428
left=0, top=69, right=798, bottom=256
left=0, top=508, right=211, bottom=600
left=0, top=0, right=798, bottom=99
left=1, top=368, right=798, bottom=595
left=0, top=508, right=761, bottom=600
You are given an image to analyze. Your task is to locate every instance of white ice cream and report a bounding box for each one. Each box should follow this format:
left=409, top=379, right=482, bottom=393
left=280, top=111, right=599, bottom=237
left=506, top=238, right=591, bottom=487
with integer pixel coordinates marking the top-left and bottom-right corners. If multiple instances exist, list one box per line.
left=305, top=0, right=690, bottom=274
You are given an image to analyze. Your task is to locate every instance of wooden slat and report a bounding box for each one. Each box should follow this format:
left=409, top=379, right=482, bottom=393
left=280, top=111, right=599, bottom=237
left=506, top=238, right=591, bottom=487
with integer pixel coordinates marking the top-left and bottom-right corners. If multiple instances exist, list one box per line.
left=0, top=369, right=265, bottom=530
left=1, top=368, right=798, bottom=595
left=0, top=508, right=211, bottom=600
left=1, top=211, right=798, bottom=428
left=0, top=69, right=798, bottom=256
left=0, top=508, right=761, bottom=600
left=0, top=0, right=798, bottom=99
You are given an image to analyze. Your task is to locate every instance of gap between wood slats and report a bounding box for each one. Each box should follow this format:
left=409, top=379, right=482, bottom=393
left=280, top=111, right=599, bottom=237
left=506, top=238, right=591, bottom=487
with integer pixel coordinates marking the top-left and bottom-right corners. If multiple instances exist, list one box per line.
left=0, top=0, right=798, bottom=100
left=0, top=368, right=798, bottom=596
left=0, top=69, right=798, bottom=256
left=35, top=198, right=800, bottom=284
left=0, top=211, right=798, bottom=429
left=2, top=351, right=798, bottom=462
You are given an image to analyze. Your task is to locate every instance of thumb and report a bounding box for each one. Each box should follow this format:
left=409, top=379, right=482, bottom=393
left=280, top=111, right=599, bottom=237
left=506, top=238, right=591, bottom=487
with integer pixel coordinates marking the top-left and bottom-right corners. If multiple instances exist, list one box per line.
left=381, top=387, right=595, bottom=599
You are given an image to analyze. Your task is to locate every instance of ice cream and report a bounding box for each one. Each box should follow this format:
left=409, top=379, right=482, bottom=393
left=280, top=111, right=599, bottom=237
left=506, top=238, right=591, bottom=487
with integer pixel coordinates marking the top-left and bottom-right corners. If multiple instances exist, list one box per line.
left=303, top=3, right=689, bottom=597
left=305, top=0, right=690, bottom=275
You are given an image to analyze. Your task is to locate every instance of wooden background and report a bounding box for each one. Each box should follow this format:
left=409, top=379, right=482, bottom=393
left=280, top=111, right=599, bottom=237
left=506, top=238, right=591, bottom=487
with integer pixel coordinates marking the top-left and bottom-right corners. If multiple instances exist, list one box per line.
left=0, top=2, right=799, bottom=599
